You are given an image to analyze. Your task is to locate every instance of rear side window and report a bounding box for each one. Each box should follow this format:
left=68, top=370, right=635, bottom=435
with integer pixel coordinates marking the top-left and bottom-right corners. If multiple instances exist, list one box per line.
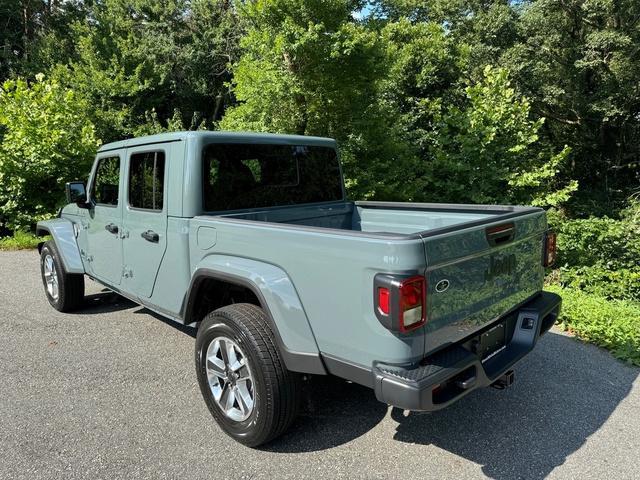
left=203, top=144, right=343, bottom=211
left=92, top=156, right=120, bottom=206
left=129, top=151, right=165, bottom=210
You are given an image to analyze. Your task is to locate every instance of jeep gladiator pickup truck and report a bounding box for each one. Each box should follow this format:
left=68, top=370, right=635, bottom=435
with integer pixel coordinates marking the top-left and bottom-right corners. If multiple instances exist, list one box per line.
left=36, top=131, right=561, bottom=446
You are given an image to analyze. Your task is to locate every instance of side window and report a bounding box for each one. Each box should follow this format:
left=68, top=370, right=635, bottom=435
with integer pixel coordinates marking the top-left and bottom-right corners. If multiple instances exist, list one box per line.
left=92, top=156, right=120, bottom=206
left=128, top=151, right=166, bottom=211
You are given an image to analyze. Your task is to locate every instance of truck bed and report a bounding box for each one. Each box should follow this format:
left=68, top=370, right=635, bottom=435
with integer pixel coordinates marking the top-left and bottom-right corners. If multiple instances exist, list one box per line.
left=192, top=200, right=547, bottom=369
left=214, top=201, right=538, bottom=237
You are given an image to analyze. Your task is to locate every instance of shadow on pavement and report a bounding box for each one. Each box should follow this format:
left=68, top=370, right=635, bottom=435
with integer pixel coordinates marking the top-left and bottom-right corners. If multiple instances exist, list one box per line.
left=267, top=331, right=637, bottom=478
left=75, top=290, right=197, bottom=337
left=80, top=291, right=636, bottom=469
left=72, top=290, right=136, bottom=314
left=133, top=306, right=197, bottom=338
left=390, top=332, right=638, bottom=479
left=263, top=375, right=388, bottom=453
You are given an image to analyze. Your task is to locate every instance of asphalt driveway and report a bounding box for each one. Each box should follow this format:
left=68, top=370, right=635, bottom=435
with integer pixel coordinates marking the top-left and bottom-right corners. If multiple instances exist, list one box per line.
left=1, top=250, right=638, bottom=479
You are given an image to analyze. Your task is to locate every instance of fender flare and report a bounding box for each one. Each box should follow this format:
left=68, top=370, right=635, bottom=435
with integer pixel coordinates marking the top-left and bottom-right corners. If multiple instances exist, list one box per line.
left=36, top=219, right=85, bottom=274
left=183, top=256, right=326, bottom=375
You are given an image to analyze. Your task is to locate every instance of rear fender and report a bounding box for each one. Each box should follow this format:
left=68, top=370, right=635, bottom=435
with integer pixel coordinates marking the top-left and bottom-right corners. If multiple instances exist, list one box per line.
left=184, top=255, right=326, bottom=375
left=36, top=219, right=85, bottom=274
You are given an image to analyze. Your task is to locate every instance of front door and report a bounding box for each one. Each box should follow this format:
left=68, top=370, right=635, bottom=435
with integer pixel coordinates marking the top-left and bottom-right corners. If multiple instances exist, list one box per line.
left=122, top=147, right=168, bottom=298
left=86, top=154, right=124, bottom=285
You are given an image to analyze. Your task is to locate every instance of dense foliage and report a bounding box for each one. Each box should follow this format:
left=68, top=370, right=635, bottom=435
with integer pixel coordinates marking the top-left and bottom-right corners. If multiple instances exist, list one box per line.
left=550, top=200, right=640, bottom=302
left=546, top=197, right=640, bottom=364
left=0, top=75, right=98, bottom=230
left=548, top=285, right=640, bottom=366
left=0, top=0, right=638, bottom=361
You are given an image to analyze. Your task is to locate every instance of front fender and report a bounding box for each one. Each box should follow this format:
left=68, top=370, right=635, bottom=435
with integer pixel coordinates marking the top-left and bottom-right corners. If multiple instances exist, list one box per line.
left=36, top=219, right=84, bottom=274
left=185, top=255, right=326, bottom=375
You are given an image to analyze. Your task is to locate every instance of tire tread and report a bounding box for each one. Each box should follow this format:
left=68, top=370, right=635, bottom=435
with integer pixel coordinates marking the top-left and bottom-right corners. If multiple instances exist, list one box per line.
left=41, top=240, right=84, bottom=312
left=196, top=303, right=300, bottom=446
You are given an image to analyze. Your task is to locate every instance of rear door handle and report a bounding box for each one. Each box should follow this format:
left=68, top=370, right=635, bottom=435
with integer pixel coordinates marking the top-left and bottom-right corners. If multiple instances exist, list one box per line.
left=141, top=230, right=159, bottom=243
left=105, top=223, right=119, bottom=234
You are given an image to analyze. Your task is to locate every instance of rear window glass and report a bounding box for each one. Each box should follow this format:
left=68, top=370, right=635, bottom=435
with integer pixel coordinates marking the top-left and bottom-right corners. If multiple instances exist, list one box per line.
left=202, top=143, right=343, bottom=211
left=128, top=151, right=165, bottom=210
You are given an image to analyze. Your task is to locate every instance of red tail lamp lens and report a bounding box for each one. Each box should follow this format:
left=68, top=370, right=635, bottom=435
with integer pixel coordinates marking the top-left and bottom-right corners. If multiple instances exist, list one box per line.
left=399, top=276, right=426, bottom=332
left=374, top=274, right=427, bottom=334
left=544, top=231, right=557, bottom=267
left=378, top=287, right=390, bottom=315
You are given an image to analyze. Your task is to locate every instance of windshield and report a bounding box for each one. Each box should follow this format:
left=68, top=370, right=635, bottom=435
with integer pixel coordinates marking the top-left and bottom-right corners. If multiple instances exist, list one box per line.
left=202, top=143, right=344, bottom=211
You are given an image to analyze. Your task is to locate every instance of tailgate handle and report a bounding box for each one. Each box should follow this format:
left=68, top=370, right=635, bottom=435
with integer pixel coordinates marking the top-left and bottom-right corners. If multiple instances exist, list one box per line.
left=486, top=223, right=515, bottom=246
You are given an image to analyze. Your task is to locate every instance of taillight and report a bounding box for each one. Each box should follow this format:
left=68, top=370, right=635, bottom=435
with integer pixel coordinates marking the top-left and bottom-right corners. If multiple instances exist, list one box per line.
left=544, top=231, right=557, bottom=267
left=378, top=287, right=390, bottom=315
left=399, top=276, right=426, bottom=332
left=374, top=274, right=426, bottom=333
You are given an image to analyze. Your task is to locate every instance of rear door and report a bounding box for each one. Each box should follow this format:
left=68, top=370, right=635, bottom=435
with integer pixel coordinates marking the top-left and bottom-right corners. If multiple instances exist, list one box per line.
left=122, top=146, right=169, bottom=298
left=85, top=154, right=124, bottom=285
left=421, top=211, right=547, bottom=353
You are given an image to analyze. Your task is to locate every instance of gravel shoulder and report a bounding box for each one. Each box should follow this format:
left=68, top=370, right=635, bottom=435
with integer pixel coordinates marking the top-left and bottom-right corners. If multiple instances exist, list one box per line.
left=1, top=250, right=638, bottom=479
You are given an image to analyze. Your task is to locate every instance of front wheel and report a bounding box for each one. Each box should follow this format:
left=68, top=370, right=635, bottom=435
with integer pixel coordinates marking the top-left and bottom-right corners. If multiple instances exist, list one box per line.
left=195, top=303, right=301, bottom=447
left=40, top=241, right=84, bottom=312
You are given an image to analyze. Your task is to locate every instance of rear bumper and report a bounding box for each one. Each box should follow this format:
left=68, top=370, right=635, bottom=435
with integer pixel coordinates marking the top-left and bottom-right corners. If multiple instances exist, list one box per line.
left=373, top=291, right=562, bottom=411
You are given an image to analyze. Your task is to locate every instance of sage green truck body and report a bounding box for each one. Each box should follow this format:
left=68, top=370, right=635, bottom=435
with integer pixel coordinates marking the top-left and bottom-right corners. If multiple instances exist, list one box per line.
left=37, top=131, right=561, bottom=411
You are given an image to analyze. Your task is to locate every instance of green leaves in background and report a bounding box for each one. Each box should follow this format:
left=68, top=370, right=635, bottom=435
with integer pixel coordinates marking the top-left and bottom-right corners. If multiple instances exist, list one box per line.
left=0, top=75, right=99, bottom=230
left=548, top=284, right=640, bottom=366
left=0, top=0, right=638, bottom=360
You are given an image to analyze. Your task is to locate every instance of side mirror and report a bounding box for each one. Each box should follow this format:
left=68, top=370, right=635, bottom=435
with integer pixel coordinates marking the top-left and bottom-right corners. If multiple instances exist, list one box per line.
left=65, top=181, right=90, bottom=208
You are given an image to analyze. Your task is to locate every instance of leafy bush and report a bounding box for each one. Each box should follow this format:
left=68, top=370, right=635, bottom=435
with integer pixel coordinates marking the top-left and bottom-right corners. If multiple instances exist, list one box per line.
left=558, top=266, right=640, bottom=303
left=552, top=213, right=639, bottom=270
left=548, top=286, right=640, bottom=366
left=0, top=230, right=43, bottom=250
left=546, top=198, right=640, bottom=364
left=0, top=75, right=99, bottom=231
left=548, top=198, right=640, bottom=302
left=423, top=66, right=577, bottom=207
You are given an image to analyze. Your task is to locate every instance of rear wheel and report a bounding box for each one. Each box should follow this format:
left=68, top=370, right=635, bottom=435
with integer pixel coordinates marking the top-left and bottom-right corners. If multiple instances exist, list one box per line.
left=195, top=303, right=301, bottom=447
left=40, top=241, right=84, bottom=312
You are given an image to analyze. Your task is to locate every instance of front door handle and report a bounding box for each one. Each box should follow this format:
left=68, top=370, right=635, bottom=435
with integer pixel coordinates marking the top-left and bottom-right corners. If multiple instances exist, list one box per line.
left=141, top=230, right=159, bottom=243
left=105, top=223, right=119, bottom=234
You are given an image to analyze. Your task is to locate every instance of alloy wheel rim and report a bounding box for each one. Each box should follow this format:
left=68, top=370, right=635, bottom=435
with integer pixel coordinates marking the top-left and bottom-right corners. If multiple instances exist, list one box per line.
left=43, top=254, right=59, bottom=301
left=205, top=336, right=255, bottom=422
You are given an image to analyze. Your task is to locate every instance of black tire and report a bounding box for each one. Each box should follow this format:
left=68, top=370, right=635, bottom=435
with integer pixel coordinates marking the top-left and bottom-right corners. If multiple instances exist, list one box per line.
left=195, top=303, right=301, bottom=447
left=40, top=241, right=85, bottom=312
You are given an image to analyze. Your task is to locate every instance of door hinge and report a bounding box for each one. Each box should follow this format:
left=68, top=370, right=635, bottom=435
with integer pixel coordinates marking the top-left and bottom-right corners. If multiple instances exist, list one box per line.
left=122, top=267, right=133, bottom=278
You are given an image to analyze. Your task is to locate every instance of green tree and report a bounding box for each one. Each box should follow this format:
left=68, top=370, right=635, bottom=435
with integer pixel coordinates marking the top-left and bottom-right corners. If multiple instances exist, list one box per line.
left=0, top=0, right=85, bottom=81
left=49, top=0, right=241, bottom=141
left=374, top=0, right=640, bottom=213
left=220, top=0, right=408, bottom=199
left=378, top=20, right=574, bottom=205
left=0, top=75, right=98, bottom=230
left=372, top=0, right=519, bottom=73
left=422, top=66, right=576, bottom=206
left=502, top=0, right=640, bottom=213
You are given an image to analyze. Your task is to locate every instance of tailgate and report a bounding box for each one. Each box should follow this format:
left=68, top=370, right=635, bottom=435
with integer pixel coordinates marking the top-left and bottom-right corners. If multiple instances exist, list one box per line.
left=421, top=210, right=547, bottom=355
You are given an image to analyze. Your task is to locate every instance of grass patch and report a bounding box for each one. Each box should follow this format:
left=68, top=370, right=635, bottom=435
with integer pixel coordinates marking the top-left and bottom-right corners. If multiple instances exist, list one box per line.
left=0, top=231, right=44, bottom=250
left=548, top=285, right=640, bottom=366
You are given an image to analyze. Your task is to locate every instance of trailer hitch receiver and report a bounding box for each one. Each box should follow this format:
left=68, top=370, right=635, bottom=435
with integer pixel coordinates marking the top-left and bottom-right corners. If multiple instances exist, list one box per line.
left=491, top=370, right=515, bottom=390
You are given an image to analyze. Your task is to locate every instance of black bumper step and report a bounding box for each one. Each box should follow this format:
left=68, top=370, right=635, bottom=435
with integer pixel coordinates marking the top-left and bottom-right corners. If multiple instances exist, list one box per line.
left=372, top=291, right=562, bottom=411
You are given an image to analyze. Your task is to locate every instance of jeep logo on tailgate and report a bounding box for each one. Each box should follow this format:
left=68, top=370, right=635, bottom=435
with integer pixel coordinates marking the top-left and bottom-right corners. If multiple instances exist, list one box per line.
left=484, top=254, right=517, bottom=281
